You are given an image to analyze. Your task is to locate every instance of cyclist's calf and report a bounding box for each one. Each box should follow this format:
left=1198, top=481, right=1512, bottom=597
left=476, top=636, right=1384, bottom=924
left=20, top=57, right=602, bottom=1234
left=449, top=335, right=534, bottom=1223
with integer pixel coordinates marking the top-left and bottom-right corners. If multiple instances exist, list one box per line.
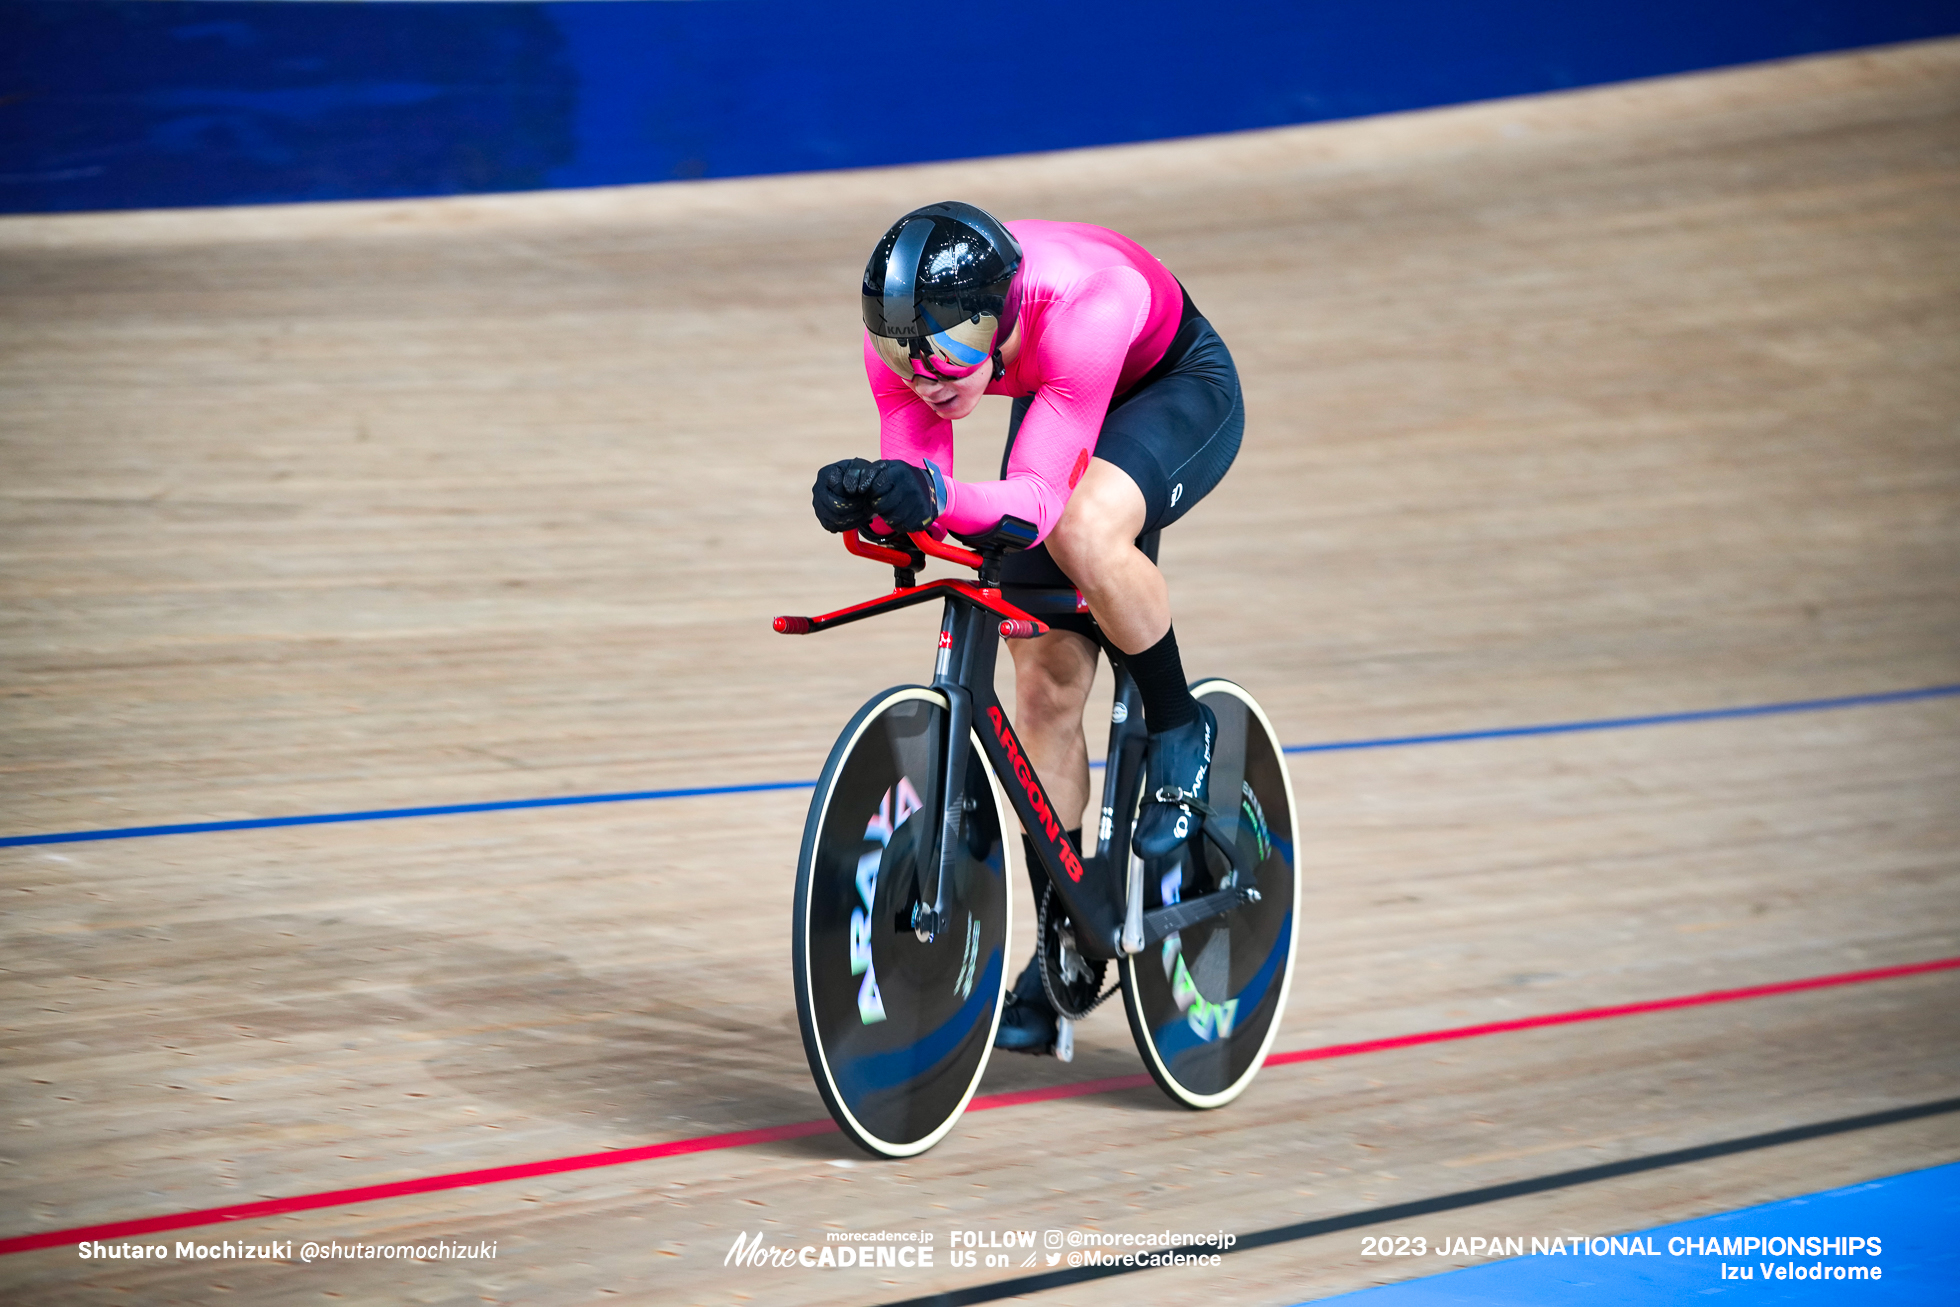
left=1007, top=630, right=1099, bottom=830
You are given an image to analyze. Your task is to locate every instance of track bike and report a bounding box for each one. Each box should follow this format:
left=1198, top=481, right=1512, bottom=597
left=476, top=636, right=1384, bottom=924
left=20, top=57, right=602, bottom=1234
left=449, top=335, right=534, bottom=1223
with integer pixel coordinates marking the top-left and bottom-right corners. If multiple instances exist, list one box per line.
left=779, top=520, right=1299, bottom=1157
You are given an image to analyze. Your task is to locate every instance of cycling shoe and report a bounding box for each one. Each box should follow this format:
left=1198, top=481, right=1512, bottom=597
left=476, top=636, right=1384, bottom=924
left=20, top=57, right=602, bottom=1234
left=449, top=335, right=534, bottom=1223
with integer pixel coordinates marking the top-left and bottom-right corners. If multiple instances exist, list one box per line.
left=1133, top=702, right=1216, bottom=860
left=993, top=953, right=1058, bottom=1054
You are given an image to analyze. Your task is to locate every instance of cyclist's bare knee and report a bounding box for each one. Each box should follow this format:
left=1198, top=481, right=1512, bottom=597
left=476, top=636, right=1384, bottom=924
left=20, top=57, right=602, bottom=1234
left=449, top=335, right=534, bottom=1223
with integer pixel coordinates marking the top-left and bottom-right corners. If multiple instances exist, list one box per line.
left=1045, top=459, right=1148, bottom=589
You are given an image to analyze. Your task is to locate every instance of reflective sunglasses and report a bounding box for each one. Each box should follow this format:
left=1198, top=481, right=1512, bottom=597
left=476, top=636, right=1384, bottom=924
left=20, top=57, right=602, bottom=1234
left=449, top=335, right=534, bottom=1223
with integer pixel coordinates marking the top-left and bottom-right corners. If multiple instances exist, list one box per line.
left=870, top=311, right=999, bottom=382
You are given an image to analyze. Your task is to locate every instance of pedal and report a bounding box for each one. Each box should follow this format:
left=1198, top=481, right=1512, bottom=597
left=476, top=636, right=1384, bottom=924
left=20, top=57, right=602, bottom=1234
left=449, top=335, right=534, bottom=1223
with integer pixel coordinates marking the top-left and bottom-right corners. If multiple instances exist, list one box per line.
left=1053, top=1017, right=1074, bottom=1063
left=1140, top=884, right=1260, bottom=946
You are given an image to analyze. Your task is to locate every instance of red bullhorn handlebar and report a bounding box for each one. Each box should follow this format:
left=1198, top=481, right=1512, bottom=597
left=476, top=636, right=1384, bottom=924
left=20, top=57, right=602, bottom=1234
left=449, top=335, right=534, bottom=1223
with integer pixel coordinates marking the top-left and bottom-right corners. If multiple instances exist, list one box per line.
left=774, top=521, right=1047, bottom=637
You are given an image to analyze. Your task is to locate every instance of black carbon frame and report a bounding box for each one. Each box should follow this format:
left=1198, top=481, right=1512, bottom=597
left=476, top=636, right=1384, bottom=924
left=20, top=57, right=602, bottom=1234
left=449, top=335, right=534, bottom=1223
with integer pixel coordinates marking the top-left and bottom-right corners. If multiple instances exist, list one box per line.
left=925, top=586, right=1142, bottom=961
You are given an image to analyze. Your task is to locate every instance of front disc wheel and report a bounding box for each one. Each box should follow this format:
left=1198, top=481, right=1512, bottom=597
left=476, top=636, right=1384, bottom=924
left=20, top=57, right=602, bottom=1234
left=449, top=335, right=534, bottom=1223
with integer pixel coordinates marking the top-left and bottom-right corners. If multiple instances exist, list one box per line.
left=792, top=686, right=1013, bottom=1156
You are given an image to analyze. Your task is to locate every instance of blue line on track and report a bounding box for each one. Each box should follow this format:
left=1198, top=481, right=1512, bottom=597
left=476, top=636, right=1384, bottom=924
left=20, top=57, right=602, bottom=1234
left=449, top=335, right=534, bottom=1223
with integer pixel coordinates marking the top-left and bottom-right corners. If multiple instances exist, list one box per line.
left=1, top=782, right=816, bottom=849
left=1279, top=682, right=1960, bottom=755
left=5, top=683, right=1955, bottom=850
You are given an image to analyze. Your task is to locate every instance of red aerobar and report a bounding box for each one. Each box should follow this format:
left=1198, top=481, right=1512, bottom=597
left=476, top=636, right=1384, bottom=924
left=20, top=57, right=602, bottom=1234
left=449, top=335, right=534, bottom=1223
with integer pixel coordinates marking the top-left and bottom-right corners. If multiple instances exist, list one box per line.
left=840, top=532, right=913, bottom=568
left=908, top=531, right=983, bottom=570
left=841, top=529, right=984, bottom=571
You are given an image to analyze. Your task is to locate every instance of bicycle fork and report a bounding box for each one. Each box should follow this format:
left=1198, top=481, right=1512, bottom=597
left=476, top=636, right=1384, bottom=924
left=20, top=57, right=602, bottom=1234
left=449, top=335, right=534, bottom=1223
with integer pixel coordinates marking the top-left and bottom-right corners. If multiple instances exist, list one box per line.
left=914, top=598, right=974, bottom=943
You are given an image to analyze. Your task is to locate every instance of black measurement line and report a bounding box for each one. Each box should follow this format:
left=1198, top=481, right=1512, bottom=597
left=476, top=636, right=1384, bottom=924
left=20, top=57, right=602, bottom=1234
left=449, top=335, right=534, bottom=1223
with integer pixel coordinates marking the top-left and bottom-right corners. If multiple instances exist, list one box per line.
left=873, top=1095, right=1960, bottom=1307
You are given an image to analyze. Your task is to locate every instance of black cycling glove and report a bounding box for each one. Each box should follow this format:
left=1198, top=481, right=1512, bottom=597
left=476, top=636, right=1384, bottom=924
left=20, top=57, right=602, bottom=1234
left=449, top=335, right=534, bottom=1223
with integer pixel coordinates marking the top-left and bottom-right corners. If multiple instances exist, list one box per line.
left=868, top=459, right=941, bottom=534
left=812, top=457, right=879, bottom=534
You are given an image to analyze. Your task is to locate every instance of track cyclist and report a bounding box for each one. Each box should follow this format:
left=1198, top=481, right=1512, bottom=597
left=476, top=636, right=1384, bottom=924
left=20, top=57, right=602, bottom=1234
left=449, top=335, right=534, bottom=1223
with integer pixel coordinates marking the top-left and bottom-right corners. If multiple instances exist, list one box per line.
left=811, top=201, right=1245, bottom=1055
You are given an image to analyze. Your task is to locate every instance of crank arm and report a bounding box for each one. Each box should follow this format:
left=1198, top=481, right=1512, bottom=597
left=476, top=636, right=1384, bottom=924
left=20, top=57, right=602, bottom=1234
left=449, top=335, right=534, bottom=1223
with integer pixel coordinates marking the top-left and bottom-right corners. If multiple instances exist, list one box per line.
left=1140, top=883, right=1262, bottom=947
left=1200, top=811, right=1257, bottom=883
left=1137, top=813, right=1262, bottom=946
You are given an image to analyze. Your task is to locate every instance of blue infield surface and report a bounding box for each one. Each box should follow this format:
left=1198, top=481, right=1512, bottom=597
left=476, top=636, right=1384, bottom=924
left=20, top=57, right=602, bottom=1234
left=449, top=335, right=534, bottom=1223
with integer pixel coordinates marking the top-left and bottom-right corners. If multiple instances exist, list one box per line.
left=1311, top=1158, right=1960, bottom=1303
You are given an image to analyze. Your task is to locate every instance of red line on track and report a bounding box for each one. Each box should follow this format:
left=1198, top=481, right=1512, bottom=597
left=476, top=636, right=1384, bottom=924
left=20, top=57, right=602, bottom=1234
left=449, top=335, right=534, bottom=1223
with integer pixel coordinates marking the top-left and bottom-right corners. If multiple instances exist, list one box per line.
left=1263, top=955, right=1960, bottom=1067
left=5, top=955, right=1953, bottom=1257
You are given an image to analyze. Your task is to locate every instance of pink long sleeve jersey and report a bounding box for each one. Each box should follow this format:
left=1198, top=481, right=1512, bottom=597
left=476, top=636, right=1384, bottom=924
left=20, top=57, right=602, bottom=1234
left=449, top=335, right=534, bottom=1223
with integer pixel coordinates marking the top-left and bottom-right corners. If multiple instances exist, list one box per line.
left=864, top=220, right=1185, bottom=545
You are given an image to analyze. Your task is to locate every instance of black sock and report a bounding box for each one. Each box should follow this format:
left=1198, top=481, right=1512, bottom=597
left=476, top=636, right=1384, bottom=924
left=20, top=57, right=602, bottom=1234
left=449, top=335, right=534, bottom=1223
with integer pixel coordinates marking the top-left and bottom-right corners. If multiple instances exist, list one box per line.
left=1022, top=828, right=1083, bottom=906
left=1125, top=627, right=1199, bottom=733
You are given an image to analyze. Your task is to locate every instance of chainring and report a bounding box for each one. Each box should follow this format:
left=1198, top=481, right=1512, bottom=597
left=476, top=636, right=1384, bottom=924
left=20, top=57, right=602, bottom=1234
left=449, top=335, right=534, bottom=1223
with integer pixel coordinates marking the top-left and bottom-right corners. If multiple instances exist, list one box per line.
left=1037, top=883, right=1113, bottom=1020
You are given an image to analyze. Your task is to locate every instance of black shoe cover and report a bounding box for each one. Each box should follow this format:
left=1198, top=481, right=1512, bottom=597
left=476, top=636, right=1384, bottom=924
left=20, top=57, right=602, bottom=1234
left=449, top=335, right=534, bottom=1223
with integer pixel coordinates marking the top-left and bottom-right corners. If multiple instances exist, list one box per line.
left=1133, top=702, right=1216, bottom=860
left=994, top=953, right=1057, bottom=1054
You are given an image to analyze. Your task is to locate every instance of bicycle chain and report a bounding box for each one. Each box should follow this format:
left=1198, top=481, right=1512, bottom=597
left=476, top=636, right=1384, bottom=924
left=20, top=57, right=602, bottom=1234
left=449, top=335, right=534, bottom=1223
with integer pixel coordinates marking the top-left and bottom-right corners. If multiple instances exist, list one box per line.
left=1036, top=884, right=1118, bottom=1020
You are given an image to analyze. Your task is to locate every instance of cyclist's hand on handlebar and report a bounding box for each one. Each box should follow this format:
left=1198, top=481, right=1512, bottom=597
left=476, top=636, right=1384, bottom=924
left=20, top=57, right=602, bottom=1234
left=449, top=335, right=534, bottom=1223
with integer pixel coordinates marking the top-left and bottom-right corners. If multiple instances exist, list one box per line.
left=812, top=458, right=879, bottom=533
left=868, top=459, right=940, bottom=534
left=813, top=458, right=941, bottom=535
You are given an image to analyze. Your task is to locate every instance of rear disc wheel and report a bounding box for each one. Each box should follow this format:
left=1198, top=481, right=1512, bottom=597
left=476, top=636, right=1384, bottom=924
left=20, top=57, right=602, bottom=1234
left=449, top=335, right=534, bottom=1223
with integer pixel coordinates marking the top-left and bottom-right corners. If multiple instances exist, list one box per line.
left=1119, top=679, right=1301, bottom=1109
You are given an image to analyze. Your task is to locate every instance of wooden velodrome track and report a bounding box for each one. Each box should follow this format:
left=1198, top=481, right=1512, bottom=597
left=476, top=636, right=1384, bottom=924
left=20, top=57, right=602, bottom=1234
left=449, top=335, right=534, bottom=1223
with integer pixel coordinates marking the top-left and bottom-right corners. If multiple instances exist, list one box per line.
left=4, top=40, right=1958, bottom=1306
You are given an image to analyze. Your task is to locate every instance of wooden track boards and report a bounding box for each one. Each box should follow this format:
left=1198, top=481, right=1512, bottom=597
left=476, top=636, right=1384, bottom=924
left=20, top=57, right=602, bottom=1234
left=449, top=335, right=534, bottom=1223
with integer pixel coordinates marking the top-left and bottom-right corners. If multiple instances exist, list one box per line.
left=3, top=40, right=1958, bottom=1305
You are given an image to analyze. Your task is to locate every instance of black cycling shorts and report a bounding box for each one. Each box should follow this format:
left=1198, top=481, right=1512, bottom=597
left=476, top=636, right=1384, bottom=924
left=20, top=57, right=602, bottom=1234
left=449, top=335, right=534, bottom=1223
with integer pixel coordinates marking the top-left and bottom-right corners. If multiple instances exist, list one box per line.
left=997, top=312, right=1244, bottom=637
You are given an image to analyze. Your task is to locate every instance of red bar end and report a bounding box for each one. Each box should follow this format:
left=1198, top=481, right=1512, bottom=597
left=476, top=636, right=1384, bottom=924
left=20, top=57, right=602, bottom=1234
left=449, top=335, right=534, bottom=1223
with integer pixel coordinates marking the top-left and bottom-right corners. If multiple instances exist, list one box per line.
left=999, top=619, right=1047, bottom=640
left=774, top=616, right=812, bottom=635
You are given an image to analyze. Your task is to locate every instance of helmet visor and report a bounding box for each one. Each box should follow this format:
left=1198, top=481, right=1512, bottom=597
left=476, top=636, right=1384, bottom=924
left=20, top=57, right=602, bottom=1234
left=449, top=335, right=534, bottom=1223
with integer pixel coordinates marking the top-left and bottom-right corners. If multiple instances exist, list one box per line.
left=869, top=312, right=999, bottom=382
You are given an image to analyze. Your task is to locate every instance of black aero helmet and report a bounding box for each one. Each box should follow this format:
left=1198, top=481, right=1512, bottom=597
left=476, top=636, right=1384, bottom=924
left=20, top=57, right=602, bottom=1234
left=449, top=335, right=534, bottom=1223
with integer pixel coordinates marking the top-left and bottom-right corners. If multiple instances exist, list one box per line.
left=862, top=201, right=1022, bottom=381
